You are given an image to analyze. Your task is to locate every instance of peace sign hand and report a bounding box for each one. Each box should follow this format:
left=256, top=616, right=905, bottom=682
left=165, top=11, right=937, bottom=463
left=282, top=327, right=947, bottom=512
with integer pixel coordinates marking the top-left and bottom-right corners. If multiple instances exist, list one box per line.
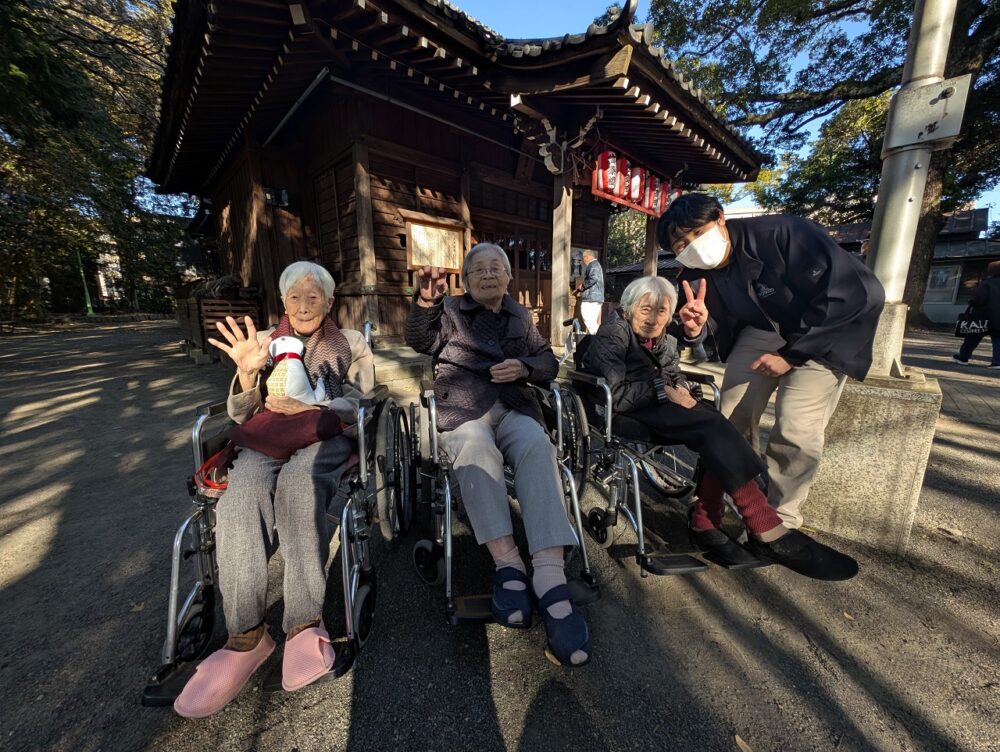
left=415, top=266, right=448, bottom=307
left=678, top=278, right=709, bottom=338
left=208, top=316, right=271, bottom=387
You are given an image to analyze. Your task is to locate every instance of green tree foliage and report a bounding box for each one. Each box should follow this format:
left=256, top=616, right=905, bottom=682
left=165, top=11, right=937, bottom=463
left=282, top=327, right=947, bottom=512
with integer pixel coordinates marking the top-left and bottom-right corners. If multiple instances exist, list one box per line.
left=746, top=94, right=891, bottom=225
left=0, top=0, right=185, bottom=316
left=606, top=208, right=648, bottom=268
left=644, top=0, right=999, bottom=318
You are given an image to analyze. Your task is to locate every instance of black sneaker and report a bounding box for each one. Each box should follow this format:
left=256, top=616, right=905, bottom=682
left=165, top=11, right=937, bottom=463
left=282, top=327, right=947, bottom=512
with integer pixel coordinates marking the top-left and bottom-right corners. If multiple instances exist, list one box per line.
left=747, top=530, right=859, bottom=581
left=690, top=528, right=763, bottom=569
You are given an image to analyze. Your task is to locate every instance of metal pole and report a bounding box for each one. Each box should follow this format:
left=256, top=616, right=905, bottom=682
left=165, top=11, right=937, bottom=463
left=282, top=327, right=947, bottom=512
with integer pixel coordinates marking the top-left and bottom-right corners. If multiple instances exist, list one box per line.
left=75, top=248, right=94, bottom=316
left=865, top=0, right=957, bottom=374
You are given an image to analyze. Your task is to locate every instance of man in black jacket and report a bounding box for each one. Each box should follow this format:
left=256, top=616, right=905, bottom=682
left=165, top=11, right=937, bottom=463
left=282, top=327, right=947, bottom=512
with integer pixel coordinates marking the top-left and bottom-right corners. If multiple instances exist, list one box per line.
left=658, top=194, right=885, bottom=529
left=953, top=260, right=1000, bottom=368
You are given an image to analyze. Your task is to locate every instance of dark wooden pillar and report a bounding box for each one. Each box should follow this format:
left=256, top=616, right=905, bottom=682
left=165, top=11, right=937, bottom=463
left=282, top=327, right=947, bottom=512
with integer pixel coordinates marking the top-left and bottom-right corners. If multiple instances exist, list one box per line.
left=643, top=215, right=659, bottom=276
left=353, top=140, right=381, bottom=330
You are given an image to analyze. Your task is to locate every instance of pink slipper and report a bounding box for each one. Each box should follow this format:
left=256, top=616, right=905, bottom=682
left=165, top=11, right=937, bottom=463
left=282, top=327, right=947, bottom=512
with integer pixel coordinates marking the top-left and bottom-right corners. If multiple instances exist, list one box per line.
left=281, top=623, right=336, bottom=691
left=173, top=631, right=275, bottom=718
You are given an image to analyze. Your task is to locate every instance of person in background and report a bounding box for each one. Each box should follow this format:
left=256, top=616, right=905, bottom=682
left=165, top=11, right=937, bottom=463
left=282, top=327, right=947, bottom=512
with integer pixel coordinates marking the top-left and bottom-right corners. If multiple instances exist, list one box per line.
left=577, top=249, right=605, bottom=335
left=953, top=260, right=1000, bottom=368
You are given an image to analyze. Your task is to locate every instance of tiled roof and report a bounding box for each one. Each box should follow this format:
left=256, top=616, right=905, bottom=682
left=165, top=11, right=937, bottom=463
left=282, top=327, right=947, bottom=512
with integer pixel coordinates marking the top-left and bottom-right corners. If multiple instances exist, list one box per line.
left=607, top=253, right=683, bottom=276
left=415, top=0, right=758, bottom=165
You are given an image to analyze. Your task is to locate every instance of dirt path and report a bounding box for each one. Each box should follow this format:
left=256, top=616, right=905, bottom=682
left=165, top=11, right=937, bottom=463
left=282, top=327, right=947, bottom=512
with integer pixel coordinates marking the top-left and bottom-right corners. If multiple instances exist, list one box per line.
left=0, top=322, right=996, bottom=752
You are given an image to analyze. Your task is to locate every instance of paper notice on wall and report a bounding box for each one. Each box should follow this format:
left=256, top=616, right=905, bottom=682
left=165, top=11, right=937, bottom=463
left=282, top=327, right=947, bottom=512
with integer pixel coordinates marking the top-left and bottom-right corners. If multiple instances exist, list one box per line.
left=407, top=220, right=463, bottom=272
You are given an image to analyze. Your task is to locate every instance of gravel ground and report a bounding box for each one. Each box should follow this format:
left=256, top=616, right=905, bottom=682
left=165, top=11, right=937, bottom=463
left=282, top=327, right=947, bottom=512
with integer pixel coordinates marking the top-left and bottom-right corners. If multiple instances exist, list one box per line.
left=0, top=322, right=996, bottom=752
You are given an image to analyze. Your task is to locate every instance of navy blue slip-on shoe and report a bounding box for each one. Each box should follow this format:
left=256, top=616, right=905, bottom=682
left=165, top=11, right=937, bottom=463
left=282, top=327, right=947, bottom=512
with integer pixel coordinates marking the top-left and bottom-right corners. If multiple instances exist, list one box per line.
left=492, top=567, right=533, bottom=629
left=538, top=584, right=590, bottom=667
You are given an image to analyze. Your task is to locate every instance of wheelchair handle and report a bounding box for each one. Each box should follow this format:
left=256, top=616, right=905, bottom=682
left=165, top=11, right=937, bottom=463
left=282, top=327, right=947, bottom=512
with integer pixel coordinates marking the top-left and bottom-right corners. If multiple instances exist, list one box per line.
left=681, top=372, right=716, bottom=385
left=196, top=401, right=229, bottom=417
left=362, top=320, right=376, bottom=349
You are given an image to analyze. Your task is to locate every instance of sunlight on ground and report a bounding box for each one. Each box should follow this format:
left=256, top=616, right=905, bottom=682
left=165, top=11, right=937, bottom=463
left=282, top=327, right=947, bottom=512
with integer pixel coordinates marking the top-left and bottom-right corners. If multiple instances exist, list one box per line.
left=0, top=482, right=68, bottom=590
left=2, top=389, right=101, bottom=426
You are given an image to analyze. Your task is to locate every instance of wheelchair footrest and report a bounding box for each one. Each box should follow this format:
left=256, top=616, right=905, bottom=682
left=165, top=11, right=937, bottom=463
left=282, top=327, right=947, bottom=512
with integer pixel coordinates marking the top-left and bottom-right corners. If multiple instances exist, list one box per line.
left=261, top=638, right=355, bottom=694
left=638, top=551, right=709, bottom=576
left=568, top=574, right=601, bottom=605
left=701, top=551, right=771, bottom=571
left=140, top=661, right=199, bottom=707
left=452, top=594, right=494, bottom=622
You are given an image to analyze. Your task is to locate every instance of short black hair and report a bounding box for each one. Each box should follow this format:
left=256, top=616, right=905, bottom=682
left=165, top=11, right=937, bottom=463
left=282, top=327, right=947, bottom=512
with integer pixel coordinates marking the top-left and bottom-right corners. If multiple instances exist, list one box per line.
left=656, top=193, right=723, bottom=252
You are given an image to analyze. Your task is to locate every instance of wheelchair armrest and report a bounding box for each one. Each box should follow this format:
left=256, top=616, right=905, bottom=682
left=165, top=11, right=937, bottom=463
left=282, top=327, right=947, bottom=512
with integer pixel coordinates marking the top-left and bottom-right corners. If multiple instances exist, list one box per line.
left=359, top=384, right=389, bottom=410
left=196, top=401, right=229, bottom=417
left=681, top=372, right=716, bottom=385
left=419, top=380, right=435, bottom=408
left=564, top=369, right=607, bottom=388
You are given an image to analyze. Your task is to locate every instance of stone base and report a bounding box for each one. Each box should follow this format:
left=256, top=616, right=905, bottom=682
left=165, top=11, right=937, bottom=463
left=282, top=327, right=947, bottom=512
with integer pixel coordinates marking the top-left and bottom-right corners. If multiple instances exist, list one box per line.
left=807, top=369, right=941, bottom=554
left=373, top=346, right=430, bottom=397
left=868, top=302, right=908, bottom=377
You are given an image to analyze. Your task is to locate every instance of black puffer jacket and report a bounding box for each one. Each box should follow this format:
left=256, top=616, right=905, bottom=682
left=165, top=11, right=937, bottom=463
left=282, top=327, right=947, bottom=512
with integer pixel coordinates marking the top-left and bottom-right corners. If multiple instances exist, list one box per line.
left=969, top=276, right=1000, bottom=335
left=577, top=311, right=692, bottom=414
left=680, top=215, right=885, bottom=380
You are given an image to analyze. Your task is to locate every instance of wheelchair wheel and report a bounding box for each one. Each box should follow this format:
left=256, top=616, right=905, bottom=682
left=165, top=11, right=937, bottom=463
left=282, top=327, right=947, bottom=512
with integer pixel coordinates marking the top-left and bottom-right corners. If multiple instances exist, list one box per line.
left=413, top=539, right=445, bottom=585
left=637, top=446, right=697, bottom=501
left=352, top=582, right=376, bottom=647
left=175, top=584, right=217, bottom=662
left=559, top=388, right=591, bottom=497
left=376, top=402, right=415, bottom=540
left=586, top=508, right=618, bottom=549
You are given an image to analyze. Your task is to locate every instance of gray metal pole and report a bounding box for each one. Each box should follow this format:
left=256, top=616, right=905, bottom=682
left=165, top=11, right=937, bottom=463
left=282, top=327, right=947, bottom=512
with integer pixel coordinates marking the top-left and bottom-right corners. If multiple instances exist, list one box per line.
left=866, top=0, right=957, bottom=374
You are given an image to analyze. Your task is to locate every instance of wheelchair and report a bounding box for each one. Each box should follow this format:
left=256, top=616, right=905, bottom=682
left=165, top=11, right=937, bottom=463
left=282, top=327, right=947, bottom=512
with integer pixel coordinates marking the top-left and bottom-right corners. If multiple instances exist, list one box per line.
left=557, top=360, right=728, bottom=578
left=558, top=318, right=585, bottom=366
left=409, top=381, right=599, bottom=625
left=141, top=329, right=414, bottom=706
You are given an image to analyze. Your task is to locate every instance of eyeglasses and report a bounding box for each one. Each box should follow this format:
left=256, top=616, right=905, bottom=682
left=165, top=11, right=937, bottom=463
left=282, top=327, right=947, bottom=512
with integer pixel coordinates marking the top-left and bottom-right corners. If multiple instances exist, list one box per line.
left=467, top=267, right=507, bottom=279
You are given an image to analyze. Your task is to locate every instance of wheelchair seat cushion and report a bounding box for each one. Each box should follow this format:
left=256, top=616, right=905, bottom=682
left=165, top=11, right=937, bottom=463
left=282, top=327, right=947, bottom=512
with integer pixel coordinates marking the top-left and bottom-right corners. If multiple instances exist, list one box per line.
left=230, top=409, right=344, bottom=461
left=576, top=389, right=652, bottom=442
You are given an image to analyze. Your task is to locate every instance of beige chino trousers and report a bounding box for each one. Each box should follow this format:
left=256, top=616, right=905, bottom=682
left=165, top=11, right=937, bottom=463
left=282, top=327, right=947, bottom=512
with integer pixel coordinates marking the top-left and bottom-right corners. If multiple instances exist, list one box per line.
left=719, top=327, right=846, bottom=529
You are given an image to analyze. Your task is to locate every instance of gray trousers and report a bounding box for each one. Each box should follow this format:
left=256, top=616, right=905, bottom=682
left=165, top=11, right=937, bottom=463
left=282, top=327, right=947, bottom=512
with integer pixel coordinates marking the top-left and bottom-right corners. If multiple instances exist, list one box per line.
left=215, top=437, right=353, bottom=634
left=719, top=327, right=847, bottom=529
left=439, top=401, right=577, bottom=554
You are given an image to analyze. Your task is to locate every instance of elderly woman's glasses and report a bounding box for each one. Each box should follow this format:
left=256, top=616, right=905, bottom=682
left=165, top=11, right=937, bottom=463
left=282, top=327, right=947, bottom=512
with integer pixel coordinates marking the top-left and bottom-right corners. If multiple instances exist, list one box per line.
left=468, top=266, right=507, bottom=279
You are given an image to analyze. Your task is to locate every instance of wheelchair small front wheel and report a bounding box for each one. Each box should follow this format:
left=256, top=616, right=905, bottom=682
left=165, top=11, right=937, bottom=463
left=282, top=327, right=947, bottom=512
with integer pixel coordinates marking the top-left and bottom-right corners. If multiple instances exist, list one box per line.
left=412, top=539, right=445, bottom=585
left=352, top=583, right=376, bottom=647
left=175, top=585, right=218, bottom=662
left=586, top=508, right=617, bottom=549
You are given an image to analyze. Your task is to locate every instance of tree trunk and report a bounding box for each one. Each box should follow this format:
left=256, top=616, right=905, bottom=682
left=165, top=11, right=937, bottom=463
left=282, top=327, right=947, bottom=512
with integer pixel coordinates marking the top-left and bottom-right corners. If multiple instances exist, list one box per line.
left=902, top=152, right=947, bottom=328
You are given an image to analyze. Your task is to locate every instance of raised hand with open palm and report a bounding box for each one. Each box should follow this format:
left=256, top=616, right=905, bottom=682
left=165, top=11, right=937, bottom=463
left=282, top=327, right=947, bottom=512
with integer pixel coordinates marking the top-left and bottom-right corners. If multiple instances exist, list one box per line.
left=208, top=315, right=271, bottom=391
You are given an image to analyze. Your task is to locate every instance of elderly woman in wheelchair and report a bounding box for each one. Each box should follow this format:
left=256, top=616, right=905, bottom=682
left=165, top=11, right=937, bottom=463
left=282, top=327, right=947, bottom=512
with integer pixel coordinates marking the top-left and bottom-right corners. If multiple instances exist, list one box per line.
left=405, top=243, right=590, bottom=667
left=171, top=261, right=375, bottom=718
left=578, top=275, right=857, bottom=581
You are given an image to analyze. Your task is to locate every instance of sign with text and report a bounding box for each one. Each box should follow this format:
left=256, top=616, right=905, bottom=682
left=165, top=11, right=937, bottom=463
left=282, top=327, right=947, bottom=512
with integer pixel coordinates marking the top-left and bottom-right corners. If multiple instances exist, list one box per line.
left=406, top=219, right=464, bottom=272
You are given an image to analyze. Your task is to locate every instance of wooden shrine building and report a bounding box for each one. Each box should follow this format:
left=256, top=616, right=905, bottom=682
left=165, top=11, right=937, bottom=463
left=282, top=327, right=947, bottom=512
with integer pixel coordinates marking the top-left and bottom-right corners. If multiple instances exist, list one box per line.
left=149, top=0, right=759, bottom=343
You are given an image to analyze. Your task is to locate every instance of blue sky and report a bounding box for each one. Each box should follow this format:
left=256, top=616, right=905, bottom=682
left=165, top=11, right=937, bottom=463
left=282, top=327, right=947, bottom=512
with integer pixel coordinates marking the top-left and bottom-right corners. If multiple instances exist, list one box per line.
left=455, top=0, right=997, bottom=222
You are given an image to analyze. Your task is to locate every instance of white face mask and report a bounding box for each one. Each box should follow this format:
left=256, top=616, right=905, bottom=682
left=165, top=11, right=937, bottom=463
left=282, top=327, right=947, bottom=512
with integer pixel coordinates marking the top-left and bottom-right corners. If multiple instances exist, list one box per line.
left=675, top=224, right=728, bottom=270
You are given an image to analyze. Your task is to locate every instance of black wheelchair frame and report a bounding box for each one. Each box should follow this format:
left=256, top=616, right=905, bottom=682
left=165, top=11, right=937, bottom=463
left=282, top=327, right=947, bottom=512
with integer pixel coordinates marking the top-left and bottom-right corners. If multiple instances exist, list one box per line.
left=558, top=367, right=725, bottom=577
